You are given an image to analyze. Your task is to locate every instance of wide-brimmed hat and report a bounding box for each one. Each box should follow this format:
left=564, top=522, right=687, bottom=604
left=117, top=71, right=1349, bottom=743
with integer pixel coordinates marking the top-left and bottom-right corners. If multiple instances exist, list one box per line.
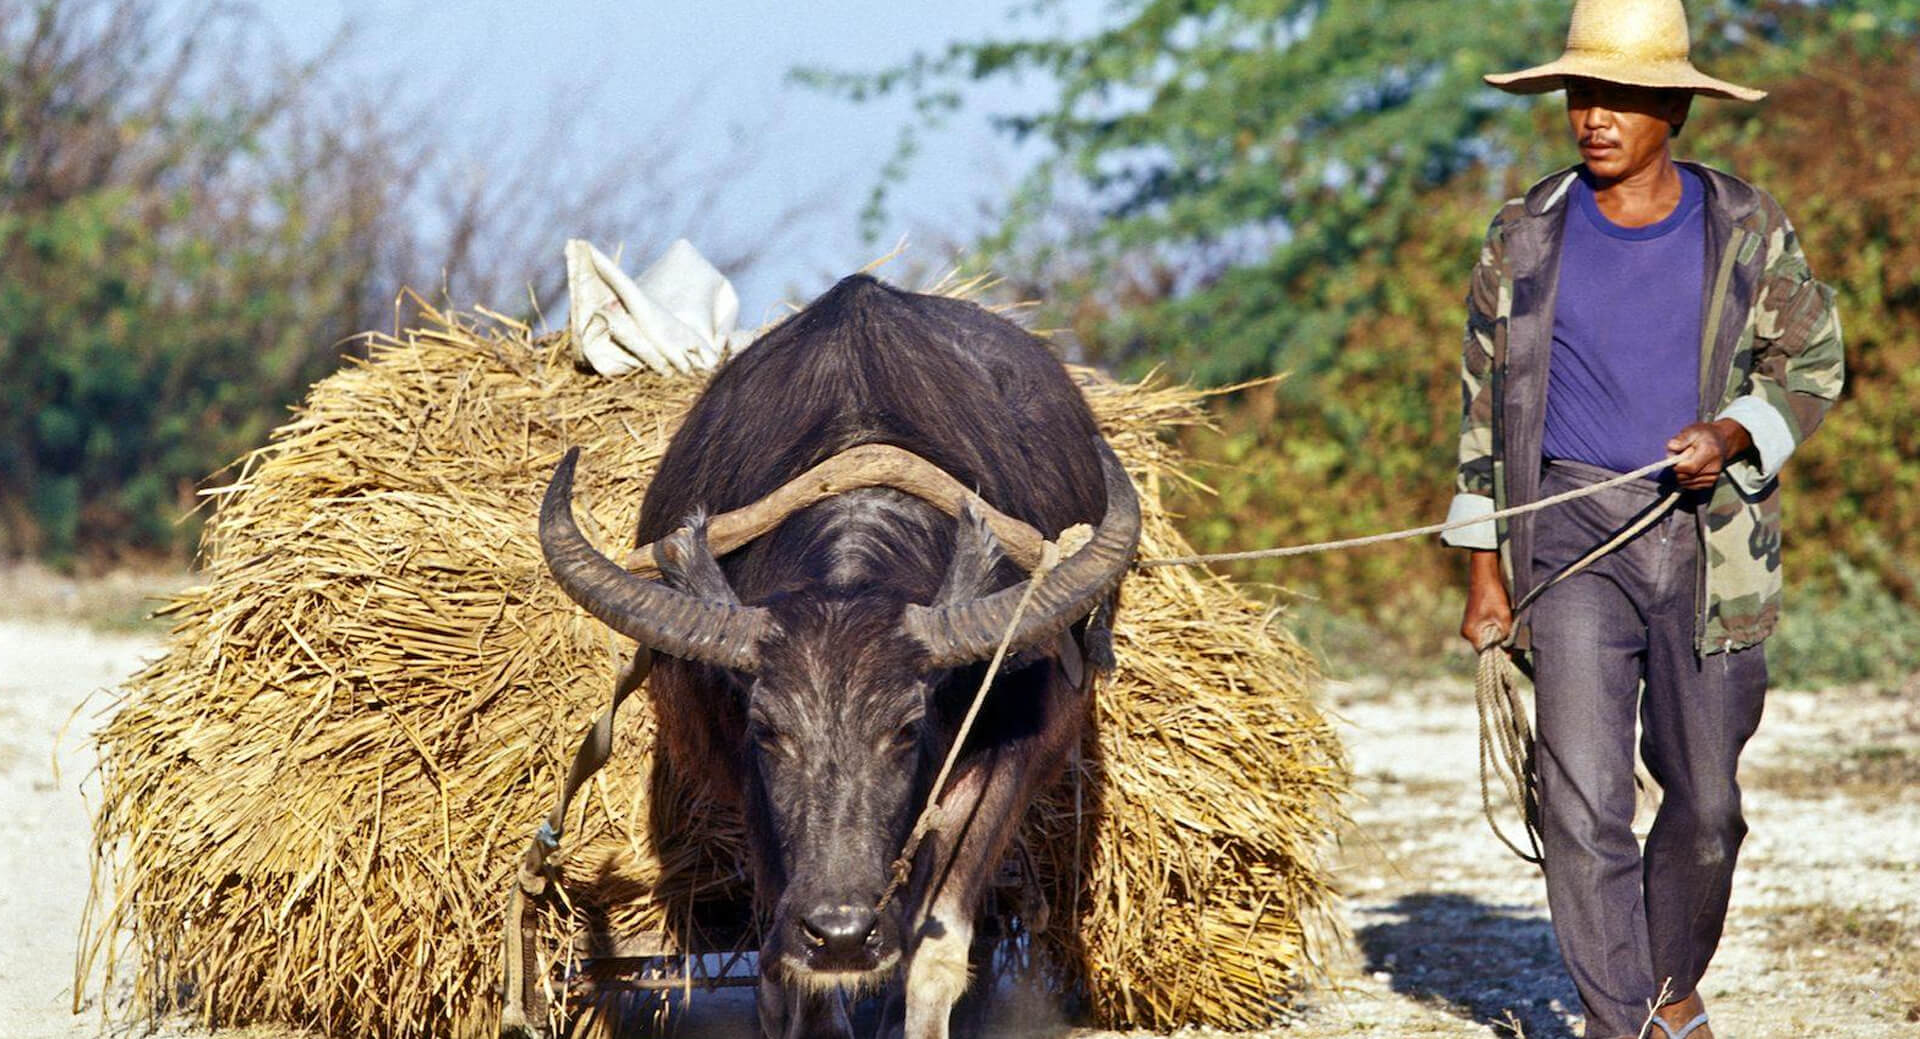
left=1485, top=0, right=1765, bottom=102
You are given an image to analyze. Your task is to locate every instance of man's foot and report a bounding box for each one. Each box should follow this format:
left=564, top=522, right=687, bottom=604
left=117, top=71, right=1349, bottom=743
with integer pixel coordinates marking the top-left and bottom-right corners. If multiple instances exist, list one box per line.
left=1650, top=990, right=1712, bottom=1039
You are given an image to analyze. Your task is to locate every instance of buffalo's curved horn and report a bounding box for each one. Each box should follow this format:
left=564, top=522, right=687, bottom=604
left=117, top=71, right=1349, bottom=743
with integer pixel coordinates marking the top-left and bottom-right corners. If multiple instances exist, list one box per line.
left=540, top=448, right=772, bottom=671
left=901, top=438, right=1139, bottom=669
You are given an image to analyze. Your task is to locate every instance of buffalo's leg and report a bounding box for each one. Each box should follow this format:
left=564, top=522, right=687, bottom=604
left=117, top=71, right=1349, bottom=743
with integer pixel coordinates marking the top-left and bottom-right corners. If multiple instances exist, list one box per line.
left=904, top=665, right=1086, bottom=1039
left=904, top=910, right=973, bottom=1039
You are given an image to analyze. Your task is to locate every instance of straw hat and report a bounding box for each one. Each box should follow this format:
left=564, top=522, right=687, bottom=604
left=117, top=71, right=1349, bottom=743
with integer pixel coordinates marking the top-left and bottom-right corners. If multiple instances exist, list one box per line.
left=1485, top=0, right=1765, bottom=102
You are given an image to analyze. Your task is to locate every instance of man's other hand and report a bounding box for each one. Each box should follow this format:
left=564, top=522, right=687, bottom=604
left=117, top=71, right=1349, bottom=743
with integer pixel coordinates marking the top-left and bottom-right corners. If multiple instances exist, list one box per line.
left=1666, top=418, right=1753, bottom=490
left=1461, top=549, right=1514, bottom=651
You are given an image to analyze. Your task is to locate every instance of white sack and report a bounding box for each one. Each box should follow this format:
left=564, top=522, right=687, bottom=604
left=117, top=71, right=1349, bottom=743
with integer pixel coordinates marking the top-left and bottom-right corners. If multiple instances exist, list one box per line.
left=566, top=238, right=743, bottom=376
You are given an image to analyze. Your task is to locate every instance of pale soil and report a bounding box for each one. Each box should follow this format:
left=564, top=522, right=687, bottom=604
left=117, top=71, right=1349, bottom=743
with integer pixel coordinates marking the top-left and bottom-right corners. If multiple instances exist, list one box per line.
left=0, top=616, right=284, bottom=1039
left=3, top=569, right=1914, bottom=1038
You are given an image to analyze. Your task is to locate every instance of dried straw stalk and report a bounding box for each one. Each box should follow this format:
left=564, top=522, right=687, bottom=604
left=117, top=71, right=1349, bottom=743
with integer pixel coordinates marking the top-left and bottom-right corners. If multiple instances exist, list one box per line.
left=83, top=299, right=1348, bottom=1037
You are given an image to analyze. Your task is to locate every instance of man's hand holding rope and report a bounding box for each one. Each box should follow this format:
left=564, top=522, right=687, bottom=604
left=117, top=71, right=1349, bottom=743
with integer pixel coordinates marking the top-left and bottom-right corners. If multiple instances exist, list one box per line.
left=1666, top=418, right=1753, bottom=490
left=1456, top=417, right=1754, bottom=652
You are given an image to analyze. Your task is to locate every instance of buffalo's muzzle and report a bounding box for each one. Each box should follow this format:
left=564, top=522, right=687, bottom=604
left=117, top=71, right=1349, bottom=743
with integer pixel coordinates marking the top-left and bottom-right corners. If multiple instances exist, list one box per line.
left=795, top=902, right=888, bottom=971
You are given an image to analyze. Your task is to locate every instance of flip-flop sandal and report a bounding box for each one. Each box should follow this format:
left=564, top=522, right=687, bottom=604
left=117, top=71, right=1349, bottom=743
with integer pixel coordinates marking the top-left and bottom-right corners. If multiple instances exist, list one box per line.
left=1650, top=1009, right=1711, bottom=1039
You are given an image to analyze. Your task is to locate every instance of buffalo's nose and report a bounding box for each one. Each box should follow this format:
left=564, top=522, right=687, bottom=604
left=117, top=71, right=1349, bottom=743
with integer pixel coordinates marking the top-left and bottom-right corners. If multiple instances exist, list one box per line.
left=799, top=904, right=879, bottom=963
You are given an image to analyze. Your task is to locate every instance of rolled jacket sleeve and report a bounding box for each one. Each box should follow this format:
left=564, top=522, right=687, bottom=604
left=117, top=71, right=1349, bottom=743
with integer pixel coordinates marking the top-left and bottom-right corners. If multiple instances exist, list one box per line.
left=1440, top=493, right=1498, bottom=550
left=1715, top=395, right=1796, bottom=493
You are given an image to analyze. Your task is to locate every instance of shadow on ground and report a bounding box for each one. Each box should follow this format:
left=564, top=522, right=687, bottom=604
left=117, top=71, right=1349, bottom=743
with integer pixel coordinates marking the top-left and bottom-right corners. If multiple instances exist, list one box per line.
left=1355, top=892, right=1579, bottom=1038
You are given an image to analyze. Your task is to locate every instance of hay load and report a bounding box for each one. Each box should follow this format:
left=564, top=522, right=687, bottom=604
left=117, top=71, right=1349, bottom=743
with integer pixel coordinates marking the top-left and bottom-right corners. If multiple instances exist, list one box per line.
left=84, top=294, right=1349, bottom=1037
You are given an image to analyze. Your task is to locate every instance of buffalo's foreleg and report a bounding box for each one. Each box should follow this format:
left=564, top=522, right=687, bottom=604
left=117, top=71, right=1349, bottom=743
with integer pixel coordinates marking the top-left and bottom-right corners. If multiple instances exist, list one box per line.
left=903, top=887, right=977, bottom=1039
left=904, top=664, right=1087, bottom=1039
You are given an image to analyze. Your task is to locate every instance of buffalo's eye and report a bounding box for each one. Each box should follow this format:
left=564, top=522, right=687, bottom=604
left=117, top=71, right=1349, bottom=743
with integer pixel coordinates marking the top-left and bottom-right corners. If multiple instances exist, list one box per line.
left=886, top=720, right=922, bottom=753
left=746, top=721, right=793, bottom=760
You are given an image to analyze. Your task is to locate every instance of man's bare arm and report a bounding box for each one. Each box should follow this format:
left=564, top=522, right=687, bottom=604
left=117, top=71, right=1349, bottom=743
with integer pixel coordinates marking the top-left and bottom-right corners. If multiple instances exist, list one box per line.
left=1460, top=549, right=1514, bottom=649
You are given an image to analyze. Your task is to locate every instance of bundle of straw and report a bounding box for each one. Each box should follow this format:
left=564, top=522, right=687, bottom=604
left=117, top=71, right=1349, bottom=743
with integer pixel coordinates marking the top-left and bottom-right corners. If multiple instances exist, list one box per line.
left=84, top=298, right=1348, bottom=1037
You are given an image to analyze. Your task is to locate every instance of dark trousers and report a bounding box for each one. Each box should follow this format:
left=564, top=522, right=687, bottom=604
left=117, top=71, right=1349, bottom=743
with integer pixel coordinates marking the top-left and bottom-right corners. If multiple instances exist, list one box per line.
left=1528, top=460, right=1768, bottom=1037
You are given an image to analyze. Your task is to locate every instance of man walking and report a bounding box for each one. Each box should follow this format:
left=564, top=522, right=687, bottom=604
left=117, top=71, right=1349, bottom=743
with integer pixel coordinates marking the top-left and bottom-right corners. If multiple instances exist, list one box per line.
left=1441, top=1, right=1845, bottom=1036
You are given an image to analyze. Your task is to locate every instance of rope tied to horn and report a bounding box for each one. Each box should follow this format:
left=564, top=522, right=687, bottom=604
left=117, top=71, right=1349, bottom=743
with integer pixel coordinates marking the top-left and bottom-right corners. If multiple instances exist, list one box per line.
left=875, top=536, right=1067, bottom=915
left=508, top=439, right=1131, bottom=1033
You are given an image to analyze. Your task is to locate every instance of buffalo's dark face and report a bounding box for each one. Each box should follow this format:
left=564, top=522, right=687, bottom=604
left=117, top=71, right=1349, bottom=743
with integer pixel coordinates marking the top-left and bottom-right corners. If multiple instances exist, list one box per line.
left=742, top=597, right=936, bottom=988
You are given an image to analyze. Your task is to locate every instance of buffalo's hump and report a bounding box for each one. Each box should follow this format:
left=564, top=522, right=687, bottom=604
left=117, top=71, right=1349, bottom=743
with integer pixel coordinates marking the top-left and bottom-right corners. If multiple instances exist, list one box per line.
left=634, top=274, right=1107, bottom=588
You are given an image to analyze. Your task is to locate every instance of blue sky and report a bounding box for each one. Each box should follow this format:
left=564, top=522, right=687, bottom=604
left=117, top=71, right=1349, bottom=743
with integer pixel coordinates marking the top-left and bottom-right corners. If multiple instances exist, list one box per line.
left=256, top=1, right=1105, bottom=323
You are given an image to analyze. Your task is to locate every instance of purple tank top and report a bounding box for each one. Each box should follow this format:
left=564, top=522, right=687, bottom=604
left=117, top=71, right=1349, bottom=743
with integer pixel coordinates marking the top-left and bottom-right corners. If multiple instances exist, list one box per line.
left=1541, top=167, right=1705, bottom=476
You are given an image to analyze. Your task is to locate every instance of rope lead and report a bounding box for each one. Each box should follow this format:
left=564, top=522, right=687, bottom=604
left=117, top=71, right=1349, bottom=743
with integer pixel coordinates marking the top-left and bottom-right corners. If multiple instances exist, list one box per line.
left=1140, top=454, right=1678, bottom=568
left=876, top=538, right=1063, bottom=914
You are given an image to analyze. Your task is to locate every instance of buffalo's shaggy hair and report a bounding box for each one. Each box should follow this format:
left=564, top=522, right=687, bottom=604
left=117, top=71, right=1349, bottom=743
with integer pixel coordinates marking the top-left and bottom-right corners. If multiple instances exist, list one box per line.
left=637, top=274, right=1107, bottom=593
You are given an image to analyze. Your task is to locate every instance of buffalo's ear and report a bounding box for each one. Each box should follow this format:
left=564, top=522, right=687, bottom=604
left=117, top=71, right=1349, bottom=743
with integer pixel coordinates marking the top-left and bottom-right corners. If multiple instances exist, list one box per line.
left=657, top=509, right=743, bottom=605
left=660, top=511, right=758, bottom=697
left=934, top=503, right=1004, bottom=606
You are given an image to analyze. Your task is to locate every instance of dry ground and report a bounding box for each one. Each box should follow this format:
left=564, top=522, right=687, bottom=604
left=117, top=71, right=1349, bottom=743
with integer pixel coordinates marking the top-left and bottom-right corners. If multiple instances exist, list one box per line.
left=3, top=566, right=1914, bottom=1038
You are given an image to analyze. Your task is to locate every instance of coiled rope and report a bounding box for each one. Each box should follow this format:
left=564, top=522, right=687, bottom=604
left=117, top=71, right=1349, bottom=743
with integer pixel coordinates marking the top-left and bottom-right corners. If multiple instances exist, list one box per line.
left=1472, top=475, right=1682, bottom=865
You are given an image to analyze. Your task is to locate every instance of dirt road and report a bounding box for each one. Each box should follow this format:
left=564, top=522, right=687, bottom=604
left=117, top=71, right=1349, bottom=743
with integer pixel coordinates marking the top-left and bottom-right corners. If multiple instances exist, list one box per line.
left=3, top=609, right=1913, bottom=1038
left=0, top=617, right=200, bottom=1039
left=1280, top=673, right=1920, bottom=1038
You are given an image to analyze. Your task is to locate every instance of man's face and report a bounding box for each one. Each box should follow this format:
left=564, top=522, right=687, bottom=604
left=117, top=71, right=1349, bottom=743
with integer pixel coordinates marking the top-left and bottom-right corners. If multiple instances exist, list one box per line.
left=1564, top=78, right=1692, bottom=182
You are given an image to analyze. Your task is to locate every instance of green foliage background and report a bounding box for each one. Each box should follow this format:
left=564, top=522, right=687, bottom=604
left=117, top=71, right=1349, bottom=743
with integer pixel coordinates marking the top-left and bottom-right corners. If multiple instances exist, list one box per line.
left=0, top=2, right=369, bottom=562
left=0, top=0, right=778, bottom=567
left=6, top=0, right=1914, bottom=685
left=815, top=0, right=1920, bottom=685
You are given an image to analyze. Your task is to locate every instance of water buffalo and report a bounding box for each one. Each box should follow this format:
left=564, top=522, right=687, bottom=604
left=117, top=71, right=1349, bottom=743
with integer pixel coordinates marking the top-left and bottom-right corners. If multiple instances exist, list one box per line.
left=536, top=274, right=1139, bottom=1038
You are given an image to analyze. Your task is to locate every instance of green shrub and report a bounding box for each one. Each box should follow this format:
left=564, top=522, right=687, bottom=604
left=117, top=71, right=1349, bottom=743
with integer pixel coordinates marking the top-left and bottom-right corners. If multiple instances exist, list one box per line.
left=1768, top=559, right=1920, bottom=690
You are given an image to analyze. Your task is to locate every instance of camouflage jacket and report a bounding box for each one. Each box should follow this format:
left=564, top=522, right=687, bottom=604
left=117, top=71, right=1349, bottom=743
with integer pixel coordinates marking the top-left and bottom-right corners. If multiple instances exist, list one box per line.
left=1442, top=162, right=1845, bottom=655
